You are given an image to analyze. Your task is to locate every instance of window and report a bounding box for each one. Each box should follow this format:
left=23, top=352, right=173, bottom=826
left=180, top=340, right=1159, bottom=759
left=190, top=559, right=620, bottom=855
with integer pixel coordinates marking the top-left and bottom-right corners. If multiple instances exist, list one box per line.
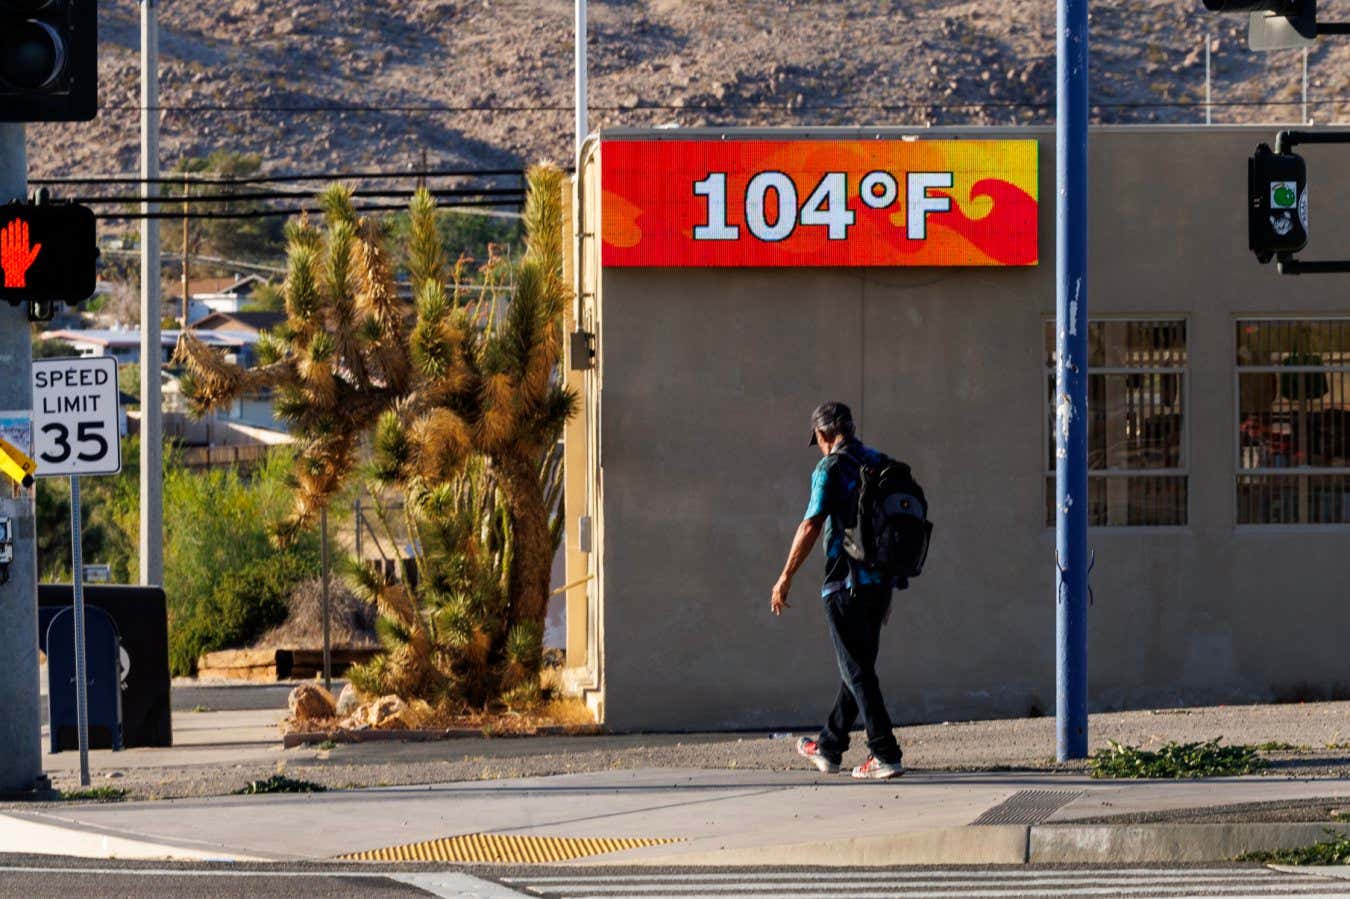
left=1044, top=319, right=1188, bottom=527
left=1236, top=319, right=1350, bottom=525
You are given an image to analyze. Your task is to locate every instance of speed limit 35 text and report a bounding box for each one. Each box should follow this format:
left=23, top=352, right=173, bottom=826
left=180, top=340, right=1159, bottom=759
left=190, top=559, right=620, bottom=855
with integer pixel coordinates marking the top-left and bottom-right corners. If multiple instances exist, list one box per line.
left=35, top=365, right=112, bottom=415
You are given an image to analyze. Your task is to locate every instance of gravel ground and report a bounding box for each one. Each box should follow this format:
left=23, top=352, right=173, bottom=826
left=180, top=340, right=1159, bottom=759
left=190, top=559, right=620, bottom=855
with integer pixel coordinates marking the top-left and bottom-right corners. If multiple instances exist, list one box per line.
left=20, top=700, right=1350, bottom=803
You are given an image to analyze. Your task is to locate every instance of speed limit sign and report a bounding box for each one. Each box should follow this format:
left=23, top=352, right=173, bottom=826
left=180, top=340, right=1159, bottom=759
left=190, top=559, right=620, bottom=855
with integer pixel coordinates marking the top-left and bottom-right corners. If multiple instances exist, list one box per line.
left=32, top=356, right=122, bottom=477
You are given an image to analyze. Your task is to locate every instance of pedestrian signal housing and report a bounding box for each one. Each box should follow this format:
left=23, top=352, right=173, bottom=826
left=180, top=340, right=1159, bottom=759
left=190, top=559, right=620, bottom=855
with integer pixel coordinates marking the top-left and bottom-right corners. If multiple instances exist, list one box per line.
left=1202, top=0, right=1350, bottom=50
left=0, top=0, right=97, bottom=122
left=1249, top=143, right=1307, bottom=263
left=0, top=202, right=97, bottom=304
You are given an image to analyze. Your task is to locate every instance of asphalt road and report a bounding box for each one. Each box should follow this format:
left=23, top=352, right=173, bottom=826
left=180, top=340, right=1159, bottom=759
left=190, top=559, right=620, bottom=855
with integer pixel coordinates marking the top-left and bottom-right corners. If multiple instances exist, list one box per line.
left=170, top=682, right=335, bottom=712
left=2, top=858, right=1349, bottom=898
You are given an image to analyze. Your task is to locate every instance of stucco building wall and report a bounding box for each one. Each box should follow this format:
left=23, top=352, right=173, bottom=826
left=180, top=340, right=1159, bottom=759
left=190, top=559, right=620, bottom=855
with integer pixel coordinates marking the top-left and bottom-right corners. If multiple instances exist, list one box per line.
left=571, top=125, right=1350, bottom=731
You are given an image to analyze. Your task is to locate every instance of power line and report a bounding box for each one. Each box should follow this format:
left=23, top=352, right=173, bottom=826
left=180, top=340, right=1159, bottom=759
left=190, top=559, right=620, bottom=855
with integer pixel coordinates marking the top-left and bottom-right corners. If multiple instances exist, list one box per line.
left=80, top=96, right=1350, bottom=115
left=94, top=198, right=522, bottom=221
left=99, top=247, right=287, bottom=275
left=31, top=167, right=524, bottom=186
left=67, top=187, right=525, bottom=205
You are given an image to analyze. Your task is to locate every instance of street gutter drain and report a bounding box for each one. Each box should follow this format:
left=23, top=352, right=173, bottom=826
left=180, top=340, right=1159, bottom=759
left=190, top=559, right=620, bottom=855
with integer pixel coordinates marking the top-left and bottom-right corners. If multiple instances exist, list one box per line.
left=971, top=789, right=1084, bottom=825
left=336, top=833, right=683, bottom=863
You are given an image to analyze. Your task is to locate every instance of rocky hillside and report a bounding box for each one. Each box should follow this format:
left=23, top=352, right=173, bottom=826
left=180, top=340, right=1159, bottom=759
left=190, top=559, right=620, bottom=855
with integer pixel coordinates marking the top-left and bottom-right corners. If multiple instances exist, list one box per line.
left=25, top=0, right=1347, bottom=180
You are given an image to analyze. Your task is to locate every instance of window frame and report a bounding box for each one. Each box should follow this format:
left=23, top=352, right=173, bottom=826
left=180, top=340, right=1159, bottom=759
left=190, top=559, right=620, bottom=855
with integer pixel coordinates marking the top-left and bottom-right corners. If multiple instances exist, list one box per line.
left=1042, top=314, right=1191, bottom=531
left=1233, top=315, right=1350, bottom=530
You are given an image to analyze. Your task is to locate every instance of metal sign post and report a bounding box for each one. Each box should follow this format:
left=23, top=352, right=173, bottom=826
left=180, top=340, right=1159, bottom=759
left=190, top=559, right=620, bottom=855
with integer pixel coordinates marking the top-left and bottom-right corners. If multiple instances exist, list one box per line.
left=32, top=356, right=122, bottom=786
left=68, top=475, right=89, bottom=786
left=321, top=505, right=331, bottom=694
left=1055, top=0, right=1091, bottom=762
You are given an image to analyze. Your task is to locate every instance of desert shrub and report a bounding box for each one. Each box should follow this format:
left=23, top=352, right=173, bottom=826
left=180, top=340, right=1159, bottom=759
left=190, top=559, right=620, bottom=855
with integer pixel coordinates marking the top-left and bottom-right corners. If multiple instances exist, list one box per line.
left=1090, top=738, right=1267, bottom=779
left=162, top=449, right=320, bottom=675
left=169, top=550, right=314, bottom=676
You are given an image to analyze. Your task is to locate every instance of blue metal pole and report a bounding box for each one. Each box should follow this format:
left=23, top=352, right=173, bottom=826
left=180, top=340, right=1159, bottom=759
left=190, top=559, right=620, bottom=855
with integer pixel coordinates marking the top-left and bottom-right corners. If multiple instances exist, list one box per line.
left=1056, top=0, right=1090, bottom=761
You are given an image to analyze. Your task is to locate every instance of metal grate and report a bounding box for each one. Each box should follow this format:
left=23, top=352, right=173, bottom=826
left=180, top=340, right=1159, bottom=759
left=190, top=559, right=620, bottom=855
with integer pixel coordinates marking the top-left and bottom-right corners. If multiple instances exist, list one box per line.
left=336, top=833, right=682, bottom=863
left=971, top=789, right=1083, bottom=826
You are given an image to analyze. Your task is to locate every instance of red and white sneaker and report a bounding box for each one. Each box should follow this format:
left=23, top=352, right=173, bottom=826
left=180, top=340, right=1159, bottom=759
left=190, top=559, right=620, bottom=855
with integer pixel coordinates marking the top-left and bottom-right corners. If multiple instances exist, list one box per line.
left=796, top=737, right=841, bottom=774
left=851, top=755, right=905, bottom=779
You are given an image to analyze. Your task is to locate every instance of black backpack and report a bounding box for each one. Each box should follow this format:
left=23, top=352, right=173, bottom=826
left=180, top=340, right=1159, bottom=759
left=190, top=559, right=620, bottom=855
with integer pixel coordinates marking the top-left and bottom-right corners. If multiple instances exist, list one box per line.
left=837, top=448, right=933, bottom=581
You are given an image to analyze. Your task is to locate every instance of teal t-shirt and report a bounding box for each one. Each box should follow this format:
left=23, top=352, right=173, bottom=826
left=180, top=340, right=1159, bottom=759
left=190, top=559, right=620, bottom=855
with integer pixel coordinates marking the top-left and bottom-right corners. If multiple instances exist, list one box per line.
left=804, top=440, right=889, bottom=597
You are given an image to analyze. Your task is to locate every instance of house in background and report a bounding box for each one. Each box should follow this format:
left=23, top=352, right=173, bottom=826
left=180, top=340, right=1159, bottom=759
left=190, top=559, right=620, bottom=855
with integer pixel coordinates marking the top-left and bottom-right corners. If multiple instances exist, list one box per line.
left=175, top=274, right=270, bottom=323
left=40, top=328, right=261, bottom=368
left=40, top=326, right=286, bottom=465
left=191, top=310, right=285, bottom=336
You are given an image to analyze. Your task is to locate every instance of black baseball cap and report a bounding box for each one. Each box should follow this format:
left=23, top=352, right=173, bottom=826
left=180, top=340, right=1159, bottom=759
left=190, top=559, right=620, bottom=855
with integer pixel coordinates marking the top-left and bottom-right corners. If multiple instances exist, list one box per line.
left=808, top=401, right=853, bottom=446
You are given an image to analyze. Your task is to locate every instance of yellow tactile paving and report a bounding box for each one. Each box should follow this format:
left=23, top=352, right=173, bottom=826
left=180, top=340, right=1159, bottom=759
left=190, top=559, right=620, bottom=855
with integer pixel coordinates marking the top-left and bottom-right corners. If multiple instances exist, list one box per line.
left=336, top=832, right=682, bottom=863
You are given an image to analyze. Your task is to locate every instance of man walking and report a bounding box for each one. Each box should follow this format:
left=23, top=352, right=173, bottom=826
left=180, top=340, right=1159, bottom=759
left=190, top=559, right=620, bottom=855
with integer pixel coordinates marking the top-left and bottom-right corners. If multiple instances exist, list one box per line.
left=771, top=401, right=905, bottom=780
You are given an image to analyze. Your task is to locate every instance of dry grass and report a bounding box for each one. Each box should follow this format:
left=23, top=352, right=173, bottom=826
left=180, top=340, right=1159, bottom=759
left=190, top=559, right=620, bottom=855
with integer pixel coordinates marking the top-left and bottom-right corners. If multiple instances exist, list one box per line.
left=284, top=694, right=597, bottom=737
left=255, top=577, right=379, bottom=650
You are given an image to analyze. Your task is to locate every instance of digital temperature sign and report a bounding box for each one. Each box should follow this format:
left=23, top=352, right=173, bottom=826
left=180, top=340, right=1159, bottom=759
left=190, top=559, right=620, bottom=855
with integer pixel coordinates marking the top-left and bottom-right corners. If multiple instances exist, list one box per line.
left=601, top=139, right=1039, bottom=268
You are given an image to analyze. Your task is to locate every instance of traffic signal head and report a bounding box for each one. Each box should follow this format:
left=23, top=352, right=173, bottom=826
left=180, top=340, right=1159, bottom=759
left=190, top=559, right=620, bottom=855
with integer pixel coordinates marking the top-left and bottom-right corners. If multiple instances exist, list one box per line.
left=0, top=0, right=97, bottom=122
left=1202, top=0, right=1316, bottom=49
left=1249, top=143, right=1308, bottom=263
left=0, top=202, right=97, bottom=303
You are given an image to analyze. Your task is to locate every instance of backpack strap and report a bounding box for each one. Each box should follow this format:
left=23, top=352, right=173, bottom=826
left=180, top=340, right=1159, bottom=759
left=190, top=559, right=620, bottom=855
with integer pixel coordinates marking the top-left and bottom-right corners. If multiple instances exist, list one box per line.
left=832, top=445, right=870, bottom=473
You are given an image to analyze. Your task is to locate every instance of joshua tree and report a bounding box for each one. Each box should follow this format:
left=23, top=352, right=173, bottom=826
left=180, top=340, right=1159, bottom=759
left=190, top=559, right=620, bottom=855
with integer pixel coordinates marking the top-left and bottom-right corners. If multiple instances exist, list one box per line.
left=177, top=165, right=575, bottom=703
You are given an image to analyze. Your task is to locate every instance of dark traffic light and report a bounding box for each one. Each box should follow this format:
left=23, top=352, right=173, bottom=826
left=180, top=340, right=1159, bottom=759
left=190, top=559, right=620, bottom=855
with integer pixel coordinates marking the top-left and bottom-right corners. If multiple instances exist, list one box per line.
left=1203, top=0, right=1321, bottom=49
left=0, top=202, right=97, bottom=303
left=0, top=0, right=97, bottom=122
left=1249, top=143, right=1308, bottom=264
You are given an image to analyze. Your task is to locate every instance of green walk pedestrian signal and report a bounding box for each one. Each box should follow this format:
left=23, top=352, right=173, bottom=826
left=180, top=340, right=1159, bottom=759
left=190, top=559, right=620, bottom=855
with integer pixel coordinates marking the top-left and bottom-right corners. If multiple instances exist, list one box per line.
left=1248, top=130, right=1350, bottom=275
left=1249, top=143, right=1307, bottom=263
left=0, top=0, right=98, bottom=122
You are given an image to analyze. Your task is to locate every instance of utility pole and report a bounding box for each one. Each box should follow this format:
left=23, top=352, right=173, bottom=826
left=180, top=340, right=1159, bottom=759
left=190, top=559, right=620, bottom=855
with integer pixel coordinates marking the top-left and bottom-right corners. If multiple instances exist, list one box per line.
left=575, top=0, right=587, bottom=161
left=1055, top=0, right=1090, bottom=761
left=180, top=173, right=189, bottom=329
left=0, top=124, right=44, bottom=796
left=1302, top=47, right=1310, bottom=122
left=1205, top=32, right=1213, bottom=125
left=139, top=0, right=163, bottom=587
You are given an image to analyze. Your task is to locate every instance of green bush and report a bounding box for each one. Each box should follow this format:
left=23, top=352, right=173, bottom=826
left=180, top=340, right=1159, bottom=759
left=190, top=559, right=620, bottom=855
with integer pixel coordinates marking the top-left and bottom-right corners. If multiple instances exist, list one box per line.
left=234, top=774, right=326, bottom=794
left=1090, top=738, right=1267, bottom=779
left=35, top=438, right=139, bottom=583
left=168, top=550, right=312, bottom=676
left=161, top=449, right=319, bottom=675
left=37, top=439, right=320, bottom=676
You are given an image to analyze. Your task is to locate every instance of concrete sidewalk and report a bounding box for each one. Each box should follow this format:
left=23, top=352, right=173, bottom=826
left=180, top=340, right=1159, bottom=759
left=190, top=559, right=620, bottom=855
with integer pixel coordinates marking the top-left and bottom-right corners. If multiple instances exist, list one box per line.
left=29, top=697, right=1350, bottom=800
left=15, top=696, right=1350, bottom=866
left=4, top=767, right=1349, bottom=866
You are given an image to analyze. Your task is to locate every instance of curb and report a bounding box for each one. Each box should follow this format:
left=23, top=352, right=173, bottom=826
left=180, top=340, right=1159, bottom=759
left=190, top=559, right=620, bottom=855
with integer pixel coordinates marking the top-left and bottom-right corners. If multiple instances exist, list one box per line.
left=621, top=822, right=1350, bottom=867
left=623, top=826, right=1030, bottom=867
left=6, top=812, right=1349, bottom=866
left=0, top=812, right=278, bottom=862
left=282, top=724, right=605, bottom=748
left=1030, top=822, right=1350, bottom=864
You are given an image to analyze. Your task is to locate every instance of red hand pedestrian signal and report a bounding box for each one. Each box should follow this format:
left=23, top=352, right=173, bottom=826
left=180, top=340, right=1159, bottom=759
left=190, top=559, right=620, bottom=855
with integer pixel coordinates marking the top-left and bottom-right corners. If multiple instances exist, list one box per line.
left=0, top=219, right=42, bottom=289
left=0, top=203, right=97, bottom=304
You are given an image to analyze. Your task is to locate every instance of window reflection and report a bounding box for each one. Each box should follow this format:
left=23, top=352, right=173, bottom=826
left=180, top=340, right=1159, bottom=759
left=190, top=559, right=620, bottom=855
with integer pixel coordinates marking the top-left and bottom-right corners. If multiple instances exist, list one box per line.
left=1236, top=319, right=1350, bottom=525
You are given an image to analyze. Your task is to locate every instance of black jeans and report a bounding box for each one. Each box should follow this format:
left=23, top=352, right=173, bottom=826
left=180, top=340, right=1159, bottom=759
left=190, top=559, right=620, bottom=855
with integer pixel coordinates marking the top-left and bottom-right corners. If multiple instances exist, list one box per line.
left=815, top=584, right=902, bottom=765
